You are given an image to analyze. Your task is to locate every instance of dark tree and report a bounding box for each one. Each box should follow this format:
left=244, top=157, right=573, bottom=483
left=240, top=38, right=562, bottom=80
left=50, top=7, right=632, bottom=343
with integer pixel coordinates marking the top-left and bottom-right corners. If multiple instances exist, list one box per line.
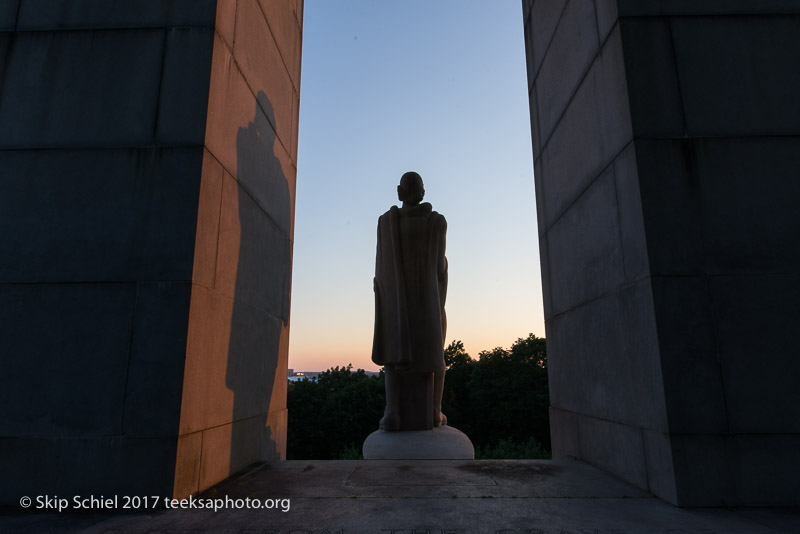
left=287, top=334, right=550, bottom=459
left=468, top=334, right=550, bottom=451
left=287, top=365, right=385, bottom=459
left=441, top=340, right=476, bottom=437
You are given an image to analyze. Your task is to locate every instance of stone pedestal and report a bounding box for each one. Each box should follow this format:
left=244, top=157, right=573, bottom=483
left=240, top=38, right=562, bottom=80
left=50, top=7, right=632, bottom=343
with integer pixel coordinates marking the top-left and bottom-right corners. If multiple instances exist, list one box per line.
left=363, top=425, right=474, bottom=460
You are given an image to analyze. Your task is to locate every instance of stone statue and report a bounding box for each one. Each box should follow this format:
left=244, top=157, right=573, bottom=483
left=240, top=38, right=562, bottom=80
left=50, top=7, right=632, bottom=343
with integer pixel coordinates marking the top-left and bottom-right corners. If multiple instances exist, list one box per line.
left=372, top=171, right=448, bottom=431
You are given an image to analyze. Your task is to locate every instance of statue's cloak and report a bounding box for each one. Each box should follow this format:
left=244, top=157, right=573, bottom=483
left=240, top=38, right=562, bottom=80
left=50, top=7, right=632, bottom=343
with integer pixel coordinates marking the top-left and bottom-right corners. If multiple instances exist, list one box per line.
left=371, top=203, right=447, bottom=373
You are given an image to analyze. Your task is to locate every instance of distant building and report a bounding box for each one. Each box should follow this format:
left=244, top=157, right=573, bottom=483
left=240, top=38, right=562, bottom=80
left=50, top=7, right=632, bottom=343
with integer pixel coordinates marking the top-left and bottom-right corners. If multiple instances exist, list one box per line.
left=287, top=369, right=380, bottom=382
left=288, top=371, right=317, bottom=383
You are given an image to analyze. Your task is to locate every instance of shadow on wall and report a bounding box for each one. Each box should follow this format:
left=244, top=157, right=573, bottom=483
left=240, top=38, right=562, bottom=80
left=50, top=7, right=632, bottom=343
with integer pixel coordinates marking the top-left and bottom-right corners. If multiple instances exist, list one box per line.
left=226, top=90, right=291, bottom=473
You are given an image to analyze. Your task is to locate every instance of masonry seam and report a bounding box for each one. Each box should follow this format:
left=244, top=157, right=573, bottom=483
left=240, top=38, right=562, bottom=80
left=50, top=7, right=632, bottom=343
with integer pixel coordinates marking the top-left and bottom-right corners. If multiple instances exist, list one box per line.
left=183, top=412, right=277, bottom=436
left=183, top=281, right=287, bottom=327
left=666, top=18, right=689, bottom=136
left=610, top=161, right=629, bottom=280
left=226, top=53, right=294, bottom=167
left=11, top=24, right=214, bottom=33
left=14, top=0, right=21, bottom=30
left=199, top=80, right=291, bottom=242
left=536, top=15, right=622, bottom=158
left=550, top=406, right=666, bottom=435
left=593, top=0, right=601, bottom=48
left=0, top=144, right=205, bottom=151
left=538, top=130, right=800, bottom=236
left=219, top=154, right=291, bottom=242
left=232, top=0, right=239, bottom=50
left=151, top=30, right=169, bottom=141
left=4, top=133, right=798, bottom=153
left=546, top=271, right=648, bottom=323
left=622, top=12, right=800, bottom=19
left=211, top=160, right=224, bottom=292
left=255, top=0, right=300, bottom=94
left=119, top=282, right=140, bottom=435
left=541, top=138, right=634, bottom=236
left=530, top=0, right=570, bottom=85
left=0, top=280, right=190, bottom=286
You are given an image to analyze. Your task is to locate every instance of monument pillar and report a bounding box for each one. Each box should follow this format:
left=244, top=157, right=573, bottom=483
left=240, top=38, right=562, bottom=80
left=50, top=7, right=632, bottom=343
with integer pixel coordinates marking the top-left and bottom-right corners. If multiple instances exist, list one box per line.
left=0, top=0, right=302, bottom=503
left=523, top=0, right=800, bottom=506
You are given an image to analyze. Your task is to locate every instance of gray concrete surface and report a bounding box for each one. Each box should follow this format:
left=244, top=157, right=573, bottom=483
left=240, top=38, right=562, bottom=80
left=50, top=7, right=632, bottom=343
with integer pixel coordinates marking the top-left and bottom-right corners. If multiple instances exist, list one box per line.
left=1, top=460, right=797, bottom=533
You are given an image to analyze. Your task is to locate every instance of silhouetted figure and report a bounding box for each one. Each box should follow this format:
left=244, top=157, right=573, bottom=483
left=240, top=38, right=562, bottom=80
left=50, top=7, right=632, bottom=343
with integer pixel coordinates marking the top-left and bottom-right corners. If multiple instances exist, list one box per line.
left=226, top=91, right=289, bottom=472
left=372, top=171, right=448, bottom=431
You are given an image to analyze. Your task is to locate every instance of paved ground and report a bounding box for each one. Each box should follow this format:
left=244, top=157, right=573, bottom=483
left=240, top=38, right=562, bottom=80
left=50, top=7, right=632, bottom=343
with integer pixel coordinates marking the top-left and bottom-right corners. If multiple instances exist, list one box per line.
left=1, top=460, right=798, bottom=533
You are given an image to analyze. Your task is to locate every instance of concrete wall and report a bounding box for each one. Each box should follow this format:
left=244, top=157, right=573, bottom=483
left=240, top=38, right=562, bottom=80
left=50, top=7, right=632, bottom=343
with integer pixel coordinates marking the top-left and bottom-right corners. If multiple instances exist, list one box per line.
left=0, top=0, right=301, bottom=502
left=173, top=0, right=302, bottom=498
left=523, top=0, right=800, bottom=506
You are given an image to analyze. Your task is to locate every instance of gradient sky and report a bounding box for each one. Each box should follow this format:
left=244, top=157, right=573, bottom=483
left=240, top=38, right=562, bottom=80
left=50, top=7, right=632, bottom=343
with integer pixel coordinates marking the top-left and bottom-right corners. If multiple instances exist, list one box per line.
left=289, top=0, right=543, bottom=372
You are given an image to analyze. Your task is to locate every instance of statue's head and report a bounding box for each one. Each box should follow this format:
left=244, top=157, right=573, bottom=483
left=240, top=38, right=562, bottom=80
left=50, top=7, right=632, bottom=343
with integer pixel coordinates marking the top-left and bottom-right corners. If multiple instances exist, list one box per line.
left=397, top=171, right=425, bottom=205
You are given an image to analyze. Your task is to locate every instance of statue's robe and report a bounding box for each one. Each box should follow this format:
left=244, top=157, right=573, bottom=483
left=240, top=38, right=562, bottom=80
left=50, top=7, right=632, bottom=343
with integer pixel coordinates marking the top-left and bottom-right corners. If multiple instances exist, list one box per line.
left=371, top=202, right=447, bottom=373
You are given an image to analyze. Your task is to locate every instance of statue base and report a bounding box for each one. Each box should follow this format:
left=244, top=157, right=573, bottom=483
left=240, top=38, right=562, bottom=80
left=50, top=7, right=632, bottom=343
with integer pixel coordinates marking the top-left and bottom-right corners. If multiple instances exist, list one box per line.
left=362, top=425, right=474, bottom=460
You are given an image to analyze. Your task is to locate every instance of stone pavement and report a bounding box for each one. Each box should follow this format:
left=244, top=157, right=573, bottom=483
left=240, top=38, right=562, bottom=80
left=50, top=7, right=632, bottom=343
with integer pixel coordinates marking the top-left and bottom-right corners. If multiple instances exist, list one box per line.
left=1, top=460, right=798, bottom=533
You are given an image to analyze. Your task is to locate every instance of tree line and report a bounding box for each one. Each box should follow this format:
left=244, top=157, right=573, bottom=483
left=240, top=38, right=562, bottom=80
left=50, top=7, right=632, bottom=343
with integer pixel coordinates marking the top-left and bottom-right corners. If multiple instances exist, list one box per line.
left=287, top=333, right=550, bottom=459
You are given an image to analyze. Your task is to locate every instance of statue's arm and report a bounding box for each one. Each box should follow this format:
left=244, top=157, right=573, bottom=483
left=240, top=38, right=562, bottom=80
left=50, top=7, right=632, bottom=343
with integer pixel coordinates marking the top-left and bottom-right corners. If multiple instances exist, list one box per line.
left=438, top=216, right=447, bottom=275
left=437, top=215, right=448, bottom=342
left=374, top=217, right=382, bottom=279
left=372, top=217, right=382, bottom=365
left=437, top=215, right=448, bottom=305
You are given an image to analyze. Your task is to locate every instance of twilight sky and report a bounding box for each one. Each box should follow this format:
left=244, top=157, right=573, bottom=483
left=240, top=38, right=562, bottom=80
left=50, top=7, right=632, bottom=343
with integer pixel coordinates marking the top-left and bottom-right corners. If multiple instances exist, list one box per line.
left=289, top=0, right=543, bottom=372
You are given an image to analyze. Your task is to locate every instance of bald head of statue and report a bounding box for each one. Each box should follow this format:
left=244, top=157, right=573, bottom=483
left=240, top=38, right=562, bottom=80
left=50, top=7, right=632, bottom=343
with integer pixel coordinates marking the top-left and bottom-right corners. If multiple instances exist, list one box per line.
left=397, top=171, right=425, bottom=206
